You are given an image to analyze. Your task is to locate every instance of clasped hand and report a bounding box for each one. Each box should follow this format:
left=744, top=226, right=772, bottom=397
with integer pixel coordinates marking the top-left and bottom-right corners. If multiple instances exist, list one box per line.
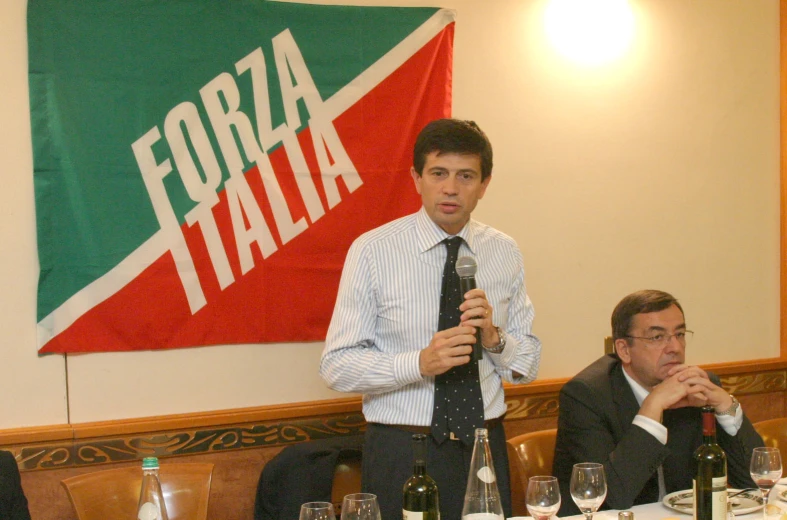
left=419, top=289, right=496, bottom=377
left=641, top=365, right=734, bottom=421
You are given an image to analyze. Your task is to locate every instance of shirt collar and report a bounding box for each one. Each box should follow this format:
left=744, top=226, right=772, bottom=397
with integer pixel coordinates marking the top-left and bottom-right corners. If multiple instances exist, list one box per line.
left=622, top=366, right=650, bottom=406
left=414, top=207, right=478, bottom=253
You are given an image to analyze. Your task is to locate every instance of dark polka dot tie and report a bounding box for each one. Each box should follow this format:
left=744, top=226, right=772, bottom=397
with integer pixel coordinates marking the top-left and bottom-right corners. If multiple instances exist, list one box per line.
left=431, top=237, right=485, bottom=445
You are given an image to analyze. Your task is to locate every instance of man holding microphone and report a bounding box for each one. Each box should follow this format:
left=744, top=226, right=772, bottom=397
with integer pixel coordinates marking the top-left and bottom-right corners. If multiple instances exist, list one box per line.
left=320, top=118, right=541, bottom=520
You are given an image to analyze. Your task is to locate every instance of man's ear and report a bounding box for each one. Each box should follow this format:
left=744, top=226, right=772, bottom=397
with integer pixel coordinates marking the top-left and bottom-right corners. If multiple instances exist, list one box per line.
left=615, top=338, right=631, bottom=363
left=411, top=167, right=422, bottom=194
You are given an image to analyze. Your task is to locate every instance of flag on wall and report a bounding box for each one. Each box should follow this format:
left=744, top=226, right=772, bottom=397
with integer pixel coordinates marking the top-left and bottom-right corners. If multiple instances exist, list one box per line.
left=28, top=0, right=455, bottom=354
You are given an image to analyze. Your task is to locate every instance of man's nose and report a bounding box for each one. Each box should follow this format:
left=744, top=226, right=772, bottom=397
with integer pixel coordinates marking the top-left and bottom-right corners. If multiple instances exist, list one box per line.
left=442, top=175, right=459, bottom=194
left=663, top=334, right=683, bottom=352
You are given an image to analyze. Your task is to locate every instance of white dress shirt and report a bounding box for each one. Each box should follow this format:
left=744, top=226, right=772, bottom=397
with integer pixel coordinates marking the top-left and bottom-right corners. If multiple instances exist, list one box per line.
left=320, top=207, right=541, bottom=426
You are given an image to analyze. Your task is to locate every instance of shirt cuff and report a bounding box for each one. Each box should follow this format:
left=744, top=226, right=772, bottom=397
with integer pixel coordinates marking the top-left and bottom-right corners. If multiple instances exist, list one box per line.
left=393, top=350, right=424, bottom=385
left=716, top=404, right=744, bottom=436
left=634, top=414, right=668, bottom=445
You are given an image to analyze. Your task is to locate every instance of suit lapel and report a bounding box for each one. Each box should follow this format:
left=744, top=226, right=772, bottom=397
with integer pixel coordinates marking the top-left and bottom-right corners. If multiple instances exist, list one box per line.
left=611, top=362, right=641, bottom=429
left=611, top=361, right=663, bottom=504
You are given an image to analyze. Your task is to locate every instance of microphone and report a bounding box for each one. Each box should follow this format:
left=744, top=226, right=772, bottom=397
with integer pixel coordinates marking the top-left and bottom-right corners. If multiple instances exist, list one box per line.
left=456, top=256, right=483, bottom=361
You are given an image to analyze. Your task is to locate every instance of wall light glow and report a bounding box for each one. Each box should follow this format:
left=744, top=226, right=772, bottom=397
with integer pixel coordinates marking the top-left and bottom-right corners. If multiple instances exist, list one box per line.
left=544, top=0, right=635, bottom=66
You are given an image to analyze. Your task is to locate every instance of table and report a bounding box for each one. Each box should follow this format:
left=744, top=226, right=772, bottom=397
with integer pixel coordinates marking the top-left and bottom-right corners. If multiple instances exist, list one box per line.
left=509, top=490, right=787, bottom=520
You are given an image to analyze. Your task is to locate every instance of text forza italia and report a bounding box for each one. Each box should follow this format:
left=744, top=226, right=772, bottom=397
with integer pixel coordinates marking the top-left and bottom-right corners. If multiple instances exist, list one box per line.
left=131, top=29, right=362, bottom=313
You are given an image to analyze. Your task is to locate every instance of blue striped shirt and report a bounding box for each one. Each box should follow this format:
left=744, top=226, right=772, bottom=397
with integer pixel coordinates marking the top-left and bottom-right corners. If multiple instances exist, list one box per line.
left=320, top=207, right=542, bottom=426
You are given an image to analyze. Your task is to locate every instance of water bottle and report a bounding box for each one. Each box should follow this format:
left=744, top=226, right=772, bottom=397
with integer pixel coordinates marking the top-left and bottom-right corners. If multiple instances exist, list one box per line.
left=461, top=428, right=504, bottom=520
left=137, top=457, right=169, bottom=520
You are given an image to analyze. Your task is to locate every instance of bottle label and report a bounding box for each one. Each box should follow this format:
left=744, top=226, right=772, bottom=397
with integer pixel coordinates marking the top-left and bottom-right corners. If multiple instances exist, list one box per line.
left=476, top=466, right=496, bottom=483
left=692, top=477, right=727, bottom=520
left=138, top=502, right=160, bottom=520
left=403, top=510, right=424, bottom=520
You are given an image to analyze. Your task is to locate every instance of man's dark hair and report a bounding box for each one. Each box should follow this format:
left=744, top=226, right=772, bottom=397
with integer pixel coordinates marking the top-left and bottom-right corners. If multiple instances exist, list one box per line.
left=611, top=289, right=684, bottom=340
left=412, top=119, right=493, bottom=180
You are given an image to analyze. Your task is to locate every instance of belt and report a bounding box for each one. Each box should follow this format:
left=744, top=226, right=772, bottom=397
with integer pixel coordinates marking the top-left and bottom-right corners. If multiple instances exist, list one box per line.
left=376, top=415, right=505, bottom=441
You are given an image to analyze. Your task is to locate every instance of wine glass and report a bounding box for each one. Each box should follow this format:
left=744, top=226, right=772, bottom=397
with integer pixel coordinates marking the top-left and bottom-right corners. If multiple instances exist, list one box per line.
left=300, top=501, right=337, bottom=520
left=570, top=463, right=607, bottom=520
left=526, top=476, right=561, bottom=520
left=340, top=493, right=381, bottom=520
left=750, top=447, right=782, bottom=518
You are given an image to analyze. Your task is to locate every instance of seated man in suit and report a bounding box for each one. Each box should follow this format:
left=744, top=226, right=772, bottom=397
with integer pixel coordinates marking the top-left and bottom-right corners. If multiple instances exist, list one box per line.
left=0, top=450, right=31, bottom=520
left=553, top=289, right=764, bottom=516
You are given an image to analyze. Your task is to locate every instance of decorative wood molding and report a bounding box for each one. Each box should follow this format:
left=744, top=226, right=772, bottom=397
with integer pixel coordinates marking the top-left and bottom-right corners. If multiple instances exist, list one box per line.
left=504, top=395, right=560, bottom=420
left=13, top=413, right=366, bottom=471
left=720, top=371, right=787, bottom=395
left=3, top=360, right=784, bottom=472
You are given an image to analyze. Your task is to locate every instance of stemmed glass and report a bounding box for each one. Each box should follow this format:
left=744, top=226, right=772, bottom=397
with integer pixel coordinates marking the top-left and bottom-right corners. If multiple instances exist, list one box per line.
left=526, top=476, right=561, bottom=520
left=340, top=493, right=381, bottom=520
left=300, top=502, right=337, bottom=520
left=570, top=463, right=607, bottom=520
left=750, top=447, right=782, bottom=517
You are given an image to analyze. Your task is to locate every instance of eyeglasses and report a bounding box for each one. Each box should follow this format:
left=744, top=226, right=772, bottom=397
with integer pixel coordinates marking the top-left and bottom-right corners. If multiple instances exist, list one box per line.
left=624, top=330, right=694, bottom=349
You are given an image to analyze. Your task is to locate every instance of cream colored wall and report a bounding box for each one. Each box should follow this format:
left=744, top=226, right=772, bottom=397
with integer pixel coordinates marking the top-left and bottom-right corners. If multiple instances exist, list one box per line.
left=0, top=0, right=779, bottom=428
left=1, top=0, right=69, bottom=428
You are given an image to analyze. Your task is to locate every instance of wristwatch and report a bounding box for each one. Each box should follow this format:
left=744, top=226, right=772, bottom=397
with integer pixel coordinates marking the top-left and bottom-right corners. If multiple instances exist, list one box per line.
left=717, top=395, right=740, bottom=416
left=484, top=326, right=506, bottom=354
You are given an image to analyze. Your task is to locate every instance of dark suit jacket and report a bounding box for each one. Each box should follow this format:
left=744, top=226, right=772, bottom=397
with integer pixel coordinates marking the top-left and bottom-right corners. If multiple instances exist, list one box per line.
left=0, top=450, right=31, bottom=520
left=553, top=355, right=764, bottom=516
left=254, top=435, right=364, bottom=520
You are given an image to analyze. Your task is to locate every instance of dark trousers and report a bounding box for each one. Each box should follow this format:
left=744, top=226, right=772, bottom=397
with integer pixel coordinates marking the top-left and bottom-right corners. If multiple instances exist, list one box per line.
left=361, top=423, right=512, bottom=520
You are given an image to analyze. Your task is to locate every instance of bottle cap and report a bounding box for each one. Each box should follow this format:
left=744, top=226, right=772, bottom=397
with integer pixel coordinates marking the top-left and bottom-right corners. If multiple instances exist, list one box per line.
left=142, top=457, right=159, bottom=469
left=619, top=511, right=634, bottom=520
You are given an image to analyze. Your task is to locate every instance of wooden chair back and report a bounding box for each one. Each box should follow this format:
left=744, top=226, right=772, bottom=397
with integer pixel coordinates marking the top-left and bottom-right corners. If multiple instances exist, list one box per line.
left=331, top=451, right=363, bottom=517
left=506, top=428, right=558, bottom=517
left=754, top=417, right=787, bottom=476
left=61, top=462, right=213, bottom=520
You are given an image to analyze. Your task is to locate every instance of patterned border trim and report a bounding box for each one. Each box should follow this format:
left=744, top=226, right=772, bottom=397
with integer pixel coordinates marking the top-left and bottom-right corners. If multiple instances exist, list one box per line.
left=7, top=368, right=786, bottom=471
left=504, top=395, right=559, bottom=420
left=720, top=370, right=787, bottom=395
left=13, top=414, right=365, bottom=472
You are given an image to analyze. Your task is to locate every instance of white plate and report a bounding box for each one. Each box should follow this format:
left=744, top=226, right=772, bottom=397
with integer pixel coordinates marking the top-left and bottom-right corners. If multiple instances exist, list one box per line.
left=663, top=489, right=765, bottom=515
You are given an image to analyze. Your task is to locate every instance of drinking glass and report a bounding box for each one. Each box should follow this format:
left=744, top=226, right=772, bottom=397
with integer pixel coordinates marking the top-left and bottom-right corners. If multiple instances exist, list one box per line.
left=750, top=446, right=782, bottom=518
left=570, top=463, right=607, bottom=520
left=340, top=493, right=381, bottom=520
left=300, top=501, right=337, bottom=520
left=526, top=476, right=561, bottom=520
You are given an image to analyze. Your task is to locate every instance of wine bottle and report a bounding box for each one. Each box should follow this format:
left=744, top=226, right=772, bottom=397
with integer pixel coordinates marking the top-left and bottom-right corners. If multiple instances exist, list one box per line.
left=693, top=405, right=727, bottom=520
left=403, top=433, right=440, bottom=520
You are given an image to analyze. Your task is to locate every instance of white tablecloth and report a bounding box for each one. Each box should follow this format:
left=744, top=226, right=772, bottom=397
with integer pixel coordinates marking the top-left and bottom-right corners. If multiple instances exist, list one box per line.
left=510, top=484, right=787, bottom=520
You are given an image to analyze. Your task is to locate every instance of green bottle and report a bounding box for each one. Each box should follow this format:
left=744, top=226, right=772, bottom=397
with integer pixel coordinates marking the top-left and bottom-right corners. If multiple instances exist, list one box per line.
left=402, top=434, right=440, bottom=520
left=693, top=406, right=727, bottom=520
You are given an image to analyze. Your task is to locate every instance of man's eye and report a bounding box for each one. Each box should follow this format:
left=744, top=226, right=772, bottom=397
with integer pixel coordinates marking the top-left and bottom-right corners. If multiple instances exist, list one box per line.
left=675, top=332, right=686, bottom=340
left=650, top=334, right=665, bottom=342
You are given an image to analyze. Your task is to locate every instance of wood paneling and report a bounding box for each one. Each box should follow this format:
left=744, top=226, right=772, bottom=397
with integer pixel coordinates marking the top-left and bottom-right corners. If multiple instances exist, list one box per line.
left=2, top=360, right=785, bottom=471
left=7, top=361, right=787, bottom=520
